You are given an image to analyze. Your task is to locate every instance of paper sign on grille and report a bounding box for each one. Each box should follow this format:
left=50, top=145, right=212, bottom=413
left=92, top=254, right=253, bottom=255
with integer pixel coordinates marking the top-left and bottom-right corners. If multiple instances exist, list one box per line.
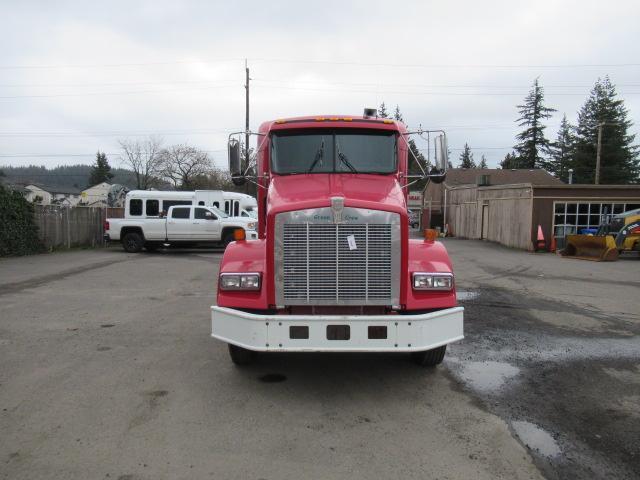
left=346, top=234, right=357, bottom=250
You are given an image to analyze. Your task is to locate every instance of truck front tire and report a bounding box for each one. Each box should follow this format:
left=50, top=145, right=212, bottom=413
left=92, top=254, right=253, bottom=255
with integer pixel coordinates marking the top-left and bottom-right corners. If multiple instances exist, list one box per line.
left=122, top=232, right=144, bottom=253
left=410, top=345, right=447, bottom=367
left=228, top=344, right=255, bottom=366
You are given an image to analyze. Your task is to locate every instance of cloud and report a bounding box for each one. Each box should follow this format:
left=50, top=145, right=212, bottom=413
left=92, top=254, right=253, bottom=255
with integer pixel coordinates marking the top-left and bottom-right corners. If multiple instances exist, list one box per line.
left=1, top=0, right=639, bottom=169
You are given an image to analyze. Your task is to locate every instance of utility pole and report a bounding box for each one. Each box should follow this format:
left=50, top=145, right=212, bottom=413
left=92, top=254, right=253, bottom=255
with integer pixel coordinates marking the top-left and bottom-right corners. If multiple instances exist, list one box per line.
left=244, top=59, right=251, bottom=194
left=595, top=122, right=603, bottom=185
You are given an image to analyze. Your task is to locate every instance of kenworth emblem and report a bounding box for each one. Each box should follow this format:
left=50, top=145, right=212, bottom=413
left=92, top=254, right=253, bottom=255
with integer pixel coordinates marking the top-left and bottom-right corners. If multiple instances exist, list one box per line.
left=331, top=196, right=344, bottom=223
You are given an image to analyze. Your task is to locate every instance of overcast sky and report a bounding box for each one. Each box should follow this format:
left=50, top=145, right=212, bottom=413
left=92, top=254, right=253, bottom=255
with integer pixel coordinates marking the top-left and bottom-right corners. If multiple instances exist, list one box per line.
left=1, top=0, right=639, bottom=171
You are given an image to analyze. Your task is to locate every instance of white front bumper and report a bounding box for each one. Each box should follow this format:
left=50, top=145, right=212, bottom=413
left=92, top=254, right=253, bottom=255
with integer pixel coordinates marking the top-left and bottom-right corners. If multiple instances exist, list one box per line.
left=211, top=306, right=464, bottom=352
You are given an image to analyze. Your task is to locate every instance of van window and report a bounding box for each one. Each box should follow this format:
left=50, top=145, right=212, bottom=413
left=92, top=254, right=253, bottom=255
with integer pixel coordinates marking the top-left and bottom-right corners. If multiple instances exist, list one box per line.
left=233, top=201, right=239, bottom=217
left=130, top=199, right=142, bottom=216
left=198, top=201, right=205, bottom=206
left=213, top=202, right=219, bottom=208
left=146, top=199, right=159, bottom=216
left=163, top=200, right=192, bottom=210
left=171, top=207, right=191, bottom=219
left=224, top=201, right=230, bottom=213
left=195, top=208, right=216, bottom=220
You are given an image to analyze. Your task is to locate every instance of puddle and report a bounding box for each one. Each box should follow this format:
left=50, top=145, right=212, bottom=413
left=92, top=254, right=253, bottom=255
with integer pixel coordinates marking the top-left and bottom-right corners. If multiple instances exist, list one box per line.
left=511, top=420, right=561, bottom=457
left=259, top=373, right=287, bottom=383
left=457, top=360, right=520, bottom=392
left=457, top=290, right=479, bottom=302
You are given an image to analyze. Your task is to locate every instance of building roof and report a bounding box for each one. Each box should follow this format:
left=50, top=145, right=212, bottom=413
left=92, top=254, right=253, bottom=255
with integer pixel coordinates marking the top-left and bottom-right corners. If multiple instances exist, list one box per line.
left=444, top=168, right=563, bottom=186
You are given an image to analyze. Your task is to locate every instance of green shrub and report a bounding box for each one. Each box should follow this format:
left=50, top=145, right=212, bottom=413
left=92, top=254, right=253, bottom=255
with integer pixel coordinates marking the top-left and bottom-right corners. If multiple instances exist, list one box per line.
left=0, top=185, right=43, bottom=256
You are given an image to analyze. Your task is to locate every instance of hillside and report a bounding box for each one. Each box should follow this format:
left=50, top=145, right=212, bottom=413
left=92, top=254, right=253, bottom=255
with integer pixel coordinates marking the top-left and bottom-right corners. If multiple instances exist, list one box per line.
left=0, top=164, right=139, bottom=191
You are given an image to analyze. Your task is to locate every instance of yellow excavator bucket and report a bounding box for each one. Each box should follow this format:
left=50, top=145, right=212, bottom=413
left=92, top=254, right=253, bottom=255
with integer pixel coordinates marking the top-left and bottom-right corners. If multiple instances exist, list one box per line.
left=560, top=235, right=619, bottom=262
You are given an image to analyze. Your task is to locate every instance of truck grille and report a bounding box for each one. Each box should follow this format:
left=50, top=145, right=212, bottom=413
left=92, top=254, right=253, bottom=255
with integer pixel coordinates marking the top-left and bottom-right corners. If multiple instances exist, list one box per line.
left=275, top=207, right=400, bottom=306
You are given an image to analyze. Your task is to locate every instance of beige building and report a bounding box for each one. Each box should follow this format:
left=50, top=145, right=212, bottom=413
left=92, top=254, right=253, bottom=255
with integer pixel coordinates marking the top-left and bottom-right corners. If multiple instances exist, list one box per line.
left=80, top=182, right=112, bottom=206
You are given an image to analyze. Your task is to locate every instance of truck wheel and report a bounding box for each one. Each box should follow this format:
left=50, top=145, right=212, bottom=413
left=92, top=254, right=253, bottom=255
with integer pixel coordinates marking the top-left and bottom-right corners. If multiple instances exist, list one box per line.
left=410, top=345, right=447, bottom=367
left=222, top=231, right=235, bottom=248
left=228, top=344, right=255, bottom=366
left=122, top=232, right=143, bottom=253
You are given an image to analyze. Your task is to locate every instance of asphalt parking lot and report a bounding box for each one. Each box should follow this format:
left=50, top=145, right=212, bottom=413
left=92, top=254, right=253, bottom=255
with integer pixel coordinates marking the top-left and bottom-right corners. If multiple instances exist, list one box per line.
left=0, top=240, right=638, bottom=480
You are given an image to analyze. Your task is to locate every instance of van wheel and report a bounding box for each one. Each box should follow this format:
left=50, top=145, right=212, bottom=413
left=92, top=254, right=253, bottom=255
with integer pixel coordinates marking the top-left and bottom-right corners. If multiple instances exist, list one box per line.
left=410, top=345, right=447, bottom=367
left=228, top=344, right=255, bottom=366
left=122, top=232, right=143, bottom=253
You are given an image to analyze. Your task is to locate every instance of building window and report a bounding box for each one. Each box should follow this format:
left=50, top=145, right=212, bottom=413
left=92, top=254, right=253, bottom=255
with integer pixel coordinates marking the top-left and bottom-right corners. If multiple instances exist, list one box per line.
left=146, top=199, right=159, bottom=216
left=552, top=201, right=640, bottom=244
left=129, top=199, right=142, bottom=216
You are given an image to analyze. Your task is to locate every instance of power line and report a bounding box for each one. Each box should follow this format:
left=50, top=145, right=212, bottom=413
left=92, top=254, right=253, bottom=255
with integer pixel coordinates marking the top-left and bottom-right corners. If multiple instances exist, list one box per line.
left=0, top=129, right=236, bottom=138
left=251, top=84, right=640, bottom=97
left=253, top=78, right=640, bottom=90
left=250, top=57, right=640, bottom=69
left=0, top=58, right=244, bottom=70
left=1, top=57, right=638, bottom=71
left=0, top=84, right=238, bottom=99
left=0, top=150, right=226, bottom=158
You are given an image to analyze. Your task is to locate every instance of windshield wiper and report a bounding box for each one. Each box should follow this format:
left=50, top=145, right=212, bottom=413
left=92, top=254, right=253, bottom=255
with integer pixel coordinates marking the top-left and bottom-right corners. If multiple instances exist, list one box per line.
left=337, top=151, right=358, bottom=173
left=306, top=139, right=325, bottom=173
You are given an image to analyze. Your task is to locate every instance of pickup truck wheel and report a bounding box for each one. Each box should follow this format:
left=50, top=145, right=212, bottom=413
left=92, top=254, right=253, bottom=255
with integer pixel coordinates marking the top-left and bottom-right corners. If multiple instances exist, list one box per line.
left=228, top=344, right=255, bottom=365
left=122, top=232, right=143, bottom=253
left=222, top=231, right=235, bottom=247
left=410, top=345, right=446, bottom=367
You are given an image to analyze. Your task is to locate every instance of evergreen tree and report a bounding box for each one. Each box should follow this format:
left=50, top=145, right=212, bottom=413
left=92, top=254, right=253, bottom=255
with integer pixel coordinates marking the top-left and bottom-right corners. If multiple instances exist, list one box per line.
left=378, top=102, right=389, bottom=118
left=571, top=76, right=639, bottom=184
left=548, top=114, right=575, bottom=182
left=458, top=143, right=475, bottom=168
left=478, top=155, right=488, bottom=169
left=393, top=105, right=403, bottom=123
left=500, top=152, right=519, bottom=169
left=88, top=151, right=114, bottom=186
left=513, top=79, right=556, bottom=168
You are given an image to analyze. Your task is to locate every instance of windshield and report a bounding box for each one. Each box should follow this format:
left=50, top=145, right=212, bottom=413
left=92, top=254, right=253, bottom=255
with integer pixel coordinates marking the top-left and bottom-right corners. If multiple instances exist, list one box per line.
left=271, top=129, right=397, bottom=174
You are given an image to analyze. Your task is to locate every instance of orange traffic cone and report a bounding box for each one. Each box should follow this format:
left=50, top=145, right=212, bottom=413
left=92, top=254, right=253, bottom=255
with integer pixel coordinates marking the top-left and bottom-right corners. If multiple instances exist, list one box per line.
left=549, top=235, right=557, bottom=253
left=535, top=225, right=546, bottom=252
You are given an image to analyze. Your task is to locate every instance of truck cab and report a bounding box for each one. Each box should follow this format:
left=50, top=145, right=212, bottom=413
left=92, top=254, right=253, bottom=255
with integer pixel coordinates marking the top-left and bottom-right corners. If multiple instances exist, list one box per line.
left=211, top=113, right=463, bottom=366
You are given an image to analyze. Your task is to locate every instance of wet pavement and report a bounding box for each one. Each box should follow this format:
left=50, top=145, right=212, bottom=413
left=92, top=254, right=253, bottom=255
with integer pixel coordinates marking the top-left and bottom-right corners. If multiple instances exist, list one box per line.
left=445, top=238, right=640, bottom=479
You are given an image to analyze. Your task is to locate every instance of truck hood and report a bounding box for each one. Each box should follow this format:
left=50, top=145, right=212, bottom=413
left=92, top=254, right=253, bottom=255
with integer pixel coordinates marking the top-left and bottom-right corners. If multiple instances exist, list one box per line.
left=267, top=174, right=407, bottom=215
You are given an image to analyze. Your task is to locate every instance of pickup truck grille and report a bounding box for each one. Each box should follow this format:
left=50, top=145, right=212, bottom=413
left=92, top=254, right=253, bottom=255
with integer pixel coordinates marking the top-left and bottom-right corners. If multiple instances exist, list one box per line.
left=275, top=208, right=400, bottom=306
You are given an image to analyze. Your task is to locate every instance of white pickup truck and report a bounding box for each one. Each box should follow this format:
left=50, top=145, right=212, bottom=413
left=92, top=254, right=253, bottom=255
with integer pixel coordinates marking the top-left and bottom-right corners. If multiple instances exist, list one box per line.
left=105, top=205, right=258, bottom=253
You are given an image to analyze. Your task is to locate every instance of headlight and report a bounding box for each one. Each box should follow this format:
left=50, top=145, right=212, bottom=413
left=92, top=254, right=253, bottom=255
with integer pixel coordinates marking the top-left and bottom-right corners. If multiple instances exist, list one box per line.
left=412, top=272, right=454, bottom=291
left=219, top=273, right=261, bottom=290
left=247, top=222, right=256, bottom=229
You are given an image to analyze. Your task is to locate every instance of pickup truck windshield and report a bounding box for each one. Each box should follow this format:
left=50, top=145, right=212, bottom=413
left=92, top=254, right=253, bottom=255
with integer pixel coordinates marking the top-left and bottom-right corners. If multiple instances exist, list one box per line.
left=271, top=129, right=397, bottom=174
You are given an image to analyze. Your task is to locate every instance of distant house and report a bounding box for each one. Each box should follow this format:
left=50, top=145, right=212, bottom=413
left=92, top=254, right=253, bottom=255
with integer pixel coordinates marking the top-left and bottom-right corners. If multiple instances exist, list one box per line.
left=79, top=182, right=112, bottom=207
left=21, top=184, right=83, bottom=206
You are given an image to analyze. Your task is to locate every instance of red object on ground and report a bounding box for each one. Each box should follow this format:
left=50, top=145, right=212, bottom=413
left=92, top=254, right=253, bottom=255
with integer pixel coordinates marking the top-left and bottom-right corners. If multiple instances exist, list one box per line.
left=535, top=225, right=546, bottom=252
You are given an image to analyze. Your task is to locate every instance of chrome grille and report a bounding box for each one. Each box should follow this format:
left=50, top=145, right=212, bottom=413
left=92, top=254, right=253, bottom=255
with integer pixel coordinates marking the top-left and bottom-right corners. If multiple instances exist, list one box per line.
left=276, top=207, right=400, bottom=306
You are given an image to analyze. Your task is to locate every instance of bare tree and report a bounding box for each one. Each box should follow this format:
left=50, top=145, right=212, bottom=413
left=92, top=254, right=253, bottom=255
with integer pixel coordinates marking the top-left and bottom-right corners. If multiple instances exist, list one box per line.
left=118, top=136, right=164, bottom=189
left=159, top=144, right=212, bottom=190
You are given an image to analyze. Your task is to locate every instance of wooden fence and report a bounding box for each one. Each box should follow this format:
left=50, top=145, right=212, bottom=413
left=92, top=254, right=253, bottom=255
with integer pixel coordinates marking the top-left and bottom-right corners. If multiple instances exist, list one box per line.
left=33, top=206, right=124, bottom=249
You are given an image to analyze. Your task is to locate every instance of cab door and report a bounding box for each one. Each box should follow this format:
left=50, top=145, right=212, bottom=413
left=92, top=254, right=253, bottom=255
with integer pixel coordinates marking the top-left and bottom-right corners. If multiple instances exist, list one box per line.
left=192, top=207, right=222, bottom=241
left=166, top=206, right=192, bottom=240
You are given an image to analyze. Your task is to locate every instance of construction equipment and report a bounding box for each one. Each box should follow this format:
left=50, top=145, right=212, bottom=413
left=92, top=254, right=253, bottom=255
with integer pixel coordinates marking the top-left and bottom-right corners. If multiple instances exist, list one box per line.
left=560, top=208, right=640, bottom=261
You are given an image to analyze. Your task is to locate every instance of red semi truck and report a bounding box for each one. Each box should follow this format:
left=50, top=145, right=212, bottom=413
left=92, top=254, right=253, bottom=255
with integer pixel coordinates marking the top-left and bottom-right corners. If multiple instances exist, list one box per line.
left=211, top=111, right=464, bottom=366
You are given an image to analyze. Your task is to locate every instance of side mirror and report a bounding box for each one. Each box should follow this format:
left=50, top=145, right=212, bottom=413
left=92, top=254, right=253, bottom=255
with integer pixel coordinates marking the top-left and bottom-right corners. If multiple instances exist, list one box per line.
left=228, top=139, right=245, bottom=186
left=429, top=134, right=448, bottom=184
